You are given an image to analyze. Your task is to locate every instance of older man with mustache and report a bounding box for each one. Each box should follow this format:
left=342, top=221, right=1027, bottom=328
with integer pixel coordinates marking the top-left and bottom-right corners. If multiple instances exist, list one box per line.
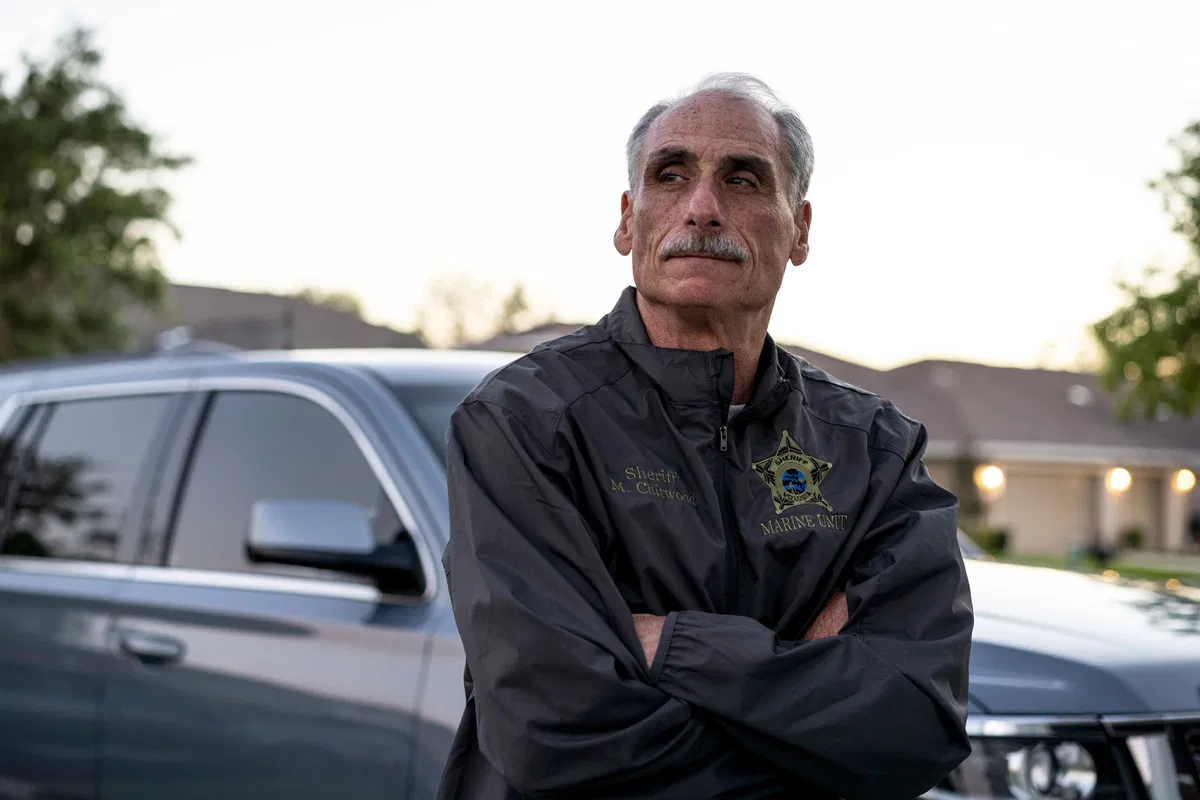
left=438, top=73, right=973, bottom=800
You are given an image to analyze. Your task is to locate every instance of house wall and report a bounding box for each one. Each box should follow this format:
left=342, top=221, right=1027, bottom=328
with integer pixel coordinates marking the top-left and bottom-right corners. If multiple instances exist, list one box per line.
left=926, top=461, right=955, bottom=494
left=986, top=464, right=1097, bottom=555
left=1118, top=471, right=1162, bottom=548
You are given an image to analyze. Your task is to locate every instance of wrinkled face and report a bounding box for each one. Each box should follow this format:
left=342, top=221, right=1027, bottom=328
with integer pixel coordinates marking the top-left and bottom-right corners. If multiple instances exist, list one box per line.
left=615, top=92, right=811, bottom=314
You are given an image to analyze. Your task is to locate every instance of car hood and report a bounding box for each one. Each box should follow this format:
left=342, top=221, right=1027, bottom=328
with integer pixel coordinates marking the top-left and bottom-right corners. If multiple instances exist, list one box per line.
left=964, top=559, right=1200, bottom=714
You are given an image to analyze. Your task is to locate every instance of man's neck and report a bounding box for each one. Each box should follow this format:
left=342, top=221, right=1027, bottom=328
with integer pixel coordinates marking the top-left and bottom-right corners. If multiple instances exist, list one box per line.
left=636, top=293, right=770, bottom=406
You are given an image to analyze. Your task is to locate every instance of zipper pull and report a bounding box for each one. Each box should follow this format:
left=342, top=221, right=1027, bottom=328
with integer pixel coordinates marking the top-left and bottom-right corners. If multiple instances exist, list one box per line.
left=719, top=425, right=728, bottom=452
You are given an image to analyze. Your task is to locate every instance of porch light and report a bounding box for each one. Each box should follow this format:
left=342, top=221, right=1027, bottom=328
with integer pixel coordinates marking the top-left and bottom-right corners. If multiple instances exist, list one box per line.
left=1173, top=469, right=1196, bottom=493
left=1106, top=467, right=1132, bottom=494
left=974, top=465, right=1005, bottom=493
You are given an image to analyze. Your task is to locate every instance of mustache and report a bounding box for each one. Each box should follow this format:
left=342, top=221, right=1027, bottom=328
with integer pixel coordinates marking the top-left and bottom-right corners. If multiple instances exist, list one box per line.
left=659, top=231, right=750, bottom=263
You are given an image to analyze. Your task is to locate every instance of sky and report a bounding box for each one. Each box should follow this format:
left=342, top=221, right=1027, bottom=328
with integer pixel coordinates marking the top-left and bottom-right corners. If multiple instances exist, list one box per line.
left=3, top=0, right=1200, bottom=369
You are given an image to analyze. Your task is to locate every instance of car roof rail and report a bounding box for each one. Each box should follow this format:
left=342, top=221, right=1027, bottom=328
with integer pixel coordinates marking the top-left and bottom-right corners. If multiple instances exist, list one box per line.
left=154, top=326, right=242, bottom=356
left=0, top=326, right=241, bottom=377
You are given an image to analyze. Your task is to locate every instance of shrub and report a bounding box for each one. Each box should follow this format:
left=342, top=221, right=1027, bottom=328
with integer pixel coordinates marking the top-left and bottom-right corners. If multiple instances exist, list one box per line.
left=969, top=528, right=1009, bottom=556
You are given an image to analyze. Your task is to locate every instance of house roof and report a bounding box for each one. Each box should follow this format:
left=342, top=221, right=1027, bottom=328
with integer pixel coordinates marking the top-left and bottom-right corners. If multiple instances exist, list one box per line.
left=461, top=320, right=1200, bottom=464
left=123, top=283, right=424, bottom=350
left=777, top=344, right=891, bottom=397
left=466, top=322, right=585, bottom=353
left=882, top=360, right=1200, bottom=464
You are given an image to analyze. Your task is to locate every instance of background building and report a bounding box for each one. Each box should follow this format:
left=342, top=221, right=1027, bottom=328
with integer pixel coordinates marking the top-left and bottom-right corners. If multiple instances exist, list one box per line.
left=123, top=284, right=425, bottom=351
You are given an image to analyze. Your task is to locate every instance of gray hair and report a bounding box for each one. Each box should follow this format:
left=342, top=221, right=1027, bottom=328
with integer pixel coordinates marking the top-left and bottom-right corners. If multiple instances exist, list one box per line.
left=625, top=72, right=814, bottom=208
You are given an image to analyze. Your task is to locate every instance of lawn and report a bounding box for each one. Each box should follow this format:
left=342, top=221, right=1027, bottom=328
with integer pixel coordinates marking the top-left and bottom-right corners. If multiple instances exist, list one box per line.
left=998, top=554, right=1200, bottom=587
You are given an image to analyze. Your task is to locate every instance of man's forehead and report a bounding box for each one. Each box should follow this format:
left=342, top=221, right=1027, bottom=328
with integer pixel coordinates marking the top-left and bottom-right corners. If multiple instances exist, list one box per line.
left=645, top=93, right=782, bottom=163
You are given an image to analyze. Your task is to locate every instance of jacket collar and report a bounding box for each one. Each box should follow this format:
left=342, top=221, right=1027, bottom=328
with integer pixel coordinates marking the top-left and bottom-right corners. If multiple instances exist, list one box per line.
left=600, top=286, right=793, bottom=415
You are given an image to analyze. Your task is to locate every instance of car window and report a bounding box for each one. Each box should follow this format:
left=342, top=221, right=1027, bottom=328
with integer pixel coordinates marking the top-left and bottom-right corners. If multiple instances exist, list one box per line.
left=0, top=406, right=43, bottom=516
left=167, top=390, right=404, bottom=579
left=387, top=382, right=481, bottom=463
left=0, top=395, right=173, bottom=562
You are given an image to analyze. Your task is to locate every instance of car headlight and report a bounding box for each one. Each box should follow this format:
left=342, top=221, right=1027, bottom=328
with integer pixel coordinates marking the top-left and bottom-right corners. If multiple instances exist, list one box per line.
left=923, top=717, right=1127, bottom=799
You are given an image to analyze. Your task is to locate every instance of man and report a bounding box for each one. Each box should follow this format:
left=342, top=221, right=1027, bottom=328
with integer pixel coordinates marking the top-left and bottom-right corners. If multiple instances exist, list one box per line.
left=438, top=73, right=973, bottom=799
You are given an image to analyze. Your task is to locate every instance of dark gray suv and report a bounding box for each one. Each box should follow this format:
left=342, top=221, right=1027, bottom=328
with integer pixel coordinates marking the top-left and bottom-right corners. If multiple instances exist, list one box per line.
left=0, top=346, right=1196, bottom=800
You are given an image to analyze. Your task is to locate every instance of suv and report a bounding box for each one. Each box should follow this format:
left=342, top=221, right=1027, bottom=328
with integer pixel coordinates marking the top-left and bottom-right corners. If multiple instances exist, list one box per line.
left=0, top=346, right=1196, bottom=800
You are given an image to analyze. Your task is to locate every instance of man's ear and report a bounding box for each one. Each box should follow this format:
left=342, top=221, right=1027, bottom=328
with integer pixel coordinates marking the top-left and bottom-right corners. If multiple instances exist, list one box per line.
left=614, top=191, right=633, bottom=256
left=789, top=200, right=812, bottom=266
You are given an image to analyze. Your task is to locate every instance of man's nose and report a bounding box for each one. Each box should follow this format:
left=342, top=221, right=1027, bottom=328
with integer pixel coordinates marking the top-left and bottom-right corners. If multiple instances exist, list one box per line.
left=686, top=179, right=724, bottom=228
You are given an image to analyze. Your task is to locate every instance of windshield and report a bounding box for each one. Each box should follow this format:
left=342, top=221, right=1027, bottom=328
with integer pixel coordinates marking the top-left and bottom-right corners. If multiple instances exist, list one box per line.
left=388, top=382, right=480, bottom=463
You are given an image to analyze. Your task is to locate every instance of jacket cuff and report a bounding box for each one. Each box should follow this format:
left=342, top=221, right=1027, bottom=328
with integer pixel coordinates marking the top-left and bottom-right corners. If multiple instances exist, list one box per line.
left=646, top=611, right=679, bottom=686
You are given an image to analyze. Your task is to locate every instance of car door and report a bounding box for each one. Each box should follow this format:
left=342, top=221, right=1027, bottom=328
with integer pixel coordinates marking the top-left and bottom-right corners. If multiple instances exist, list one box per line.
left=100, top=382, right=432, bottom=800
left=0, top=390, right=179, bottom=800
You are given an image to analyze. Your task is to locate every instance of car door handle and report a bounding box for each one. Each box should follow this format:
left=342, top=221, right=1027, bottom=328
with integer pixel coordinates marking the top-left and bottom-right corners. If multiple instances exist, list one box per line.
left=117, top=630, right=185, bottom=665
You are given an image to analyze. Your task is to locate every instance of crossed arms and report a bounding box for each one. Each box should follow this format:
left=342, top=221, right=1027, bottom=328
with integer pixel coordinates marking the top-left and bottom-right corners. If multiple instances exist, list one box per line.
left=443, top=399, right=973, bottom=800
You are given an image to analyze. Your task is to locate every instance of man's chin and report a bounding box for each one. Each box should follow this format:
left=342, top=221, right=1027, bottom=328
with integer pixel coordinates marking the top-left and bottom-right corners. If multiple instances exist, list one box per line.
left=639, top=278, right=747, bottom=311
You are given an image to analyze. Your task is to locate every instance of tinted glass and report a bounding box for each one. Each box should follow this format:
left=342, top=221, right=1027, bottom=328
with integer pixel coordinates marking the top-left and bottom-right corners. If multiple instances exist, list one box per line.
left=1, top=395, right=172, bottom=562
left=388, top=383, right=479, bottom=463
left=0, top=406, right=41, bottom=517
left=169, top=391, right=404, bottom=578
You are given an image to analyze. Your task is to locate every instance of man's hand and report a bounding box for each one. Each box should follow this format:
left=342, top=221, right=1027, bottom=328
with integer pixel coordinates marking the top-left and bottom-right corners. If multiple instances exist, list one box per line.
left=633, top=613, right=665, bottom=665
left=804, top=591, right=848, bottom=640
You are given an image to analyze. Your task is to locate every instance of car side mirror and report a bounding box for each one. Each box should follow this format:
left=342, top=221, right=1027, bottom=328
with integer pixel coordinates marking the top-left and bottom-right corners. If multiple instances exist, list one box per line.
left=247, top=500, right=420, bottom=591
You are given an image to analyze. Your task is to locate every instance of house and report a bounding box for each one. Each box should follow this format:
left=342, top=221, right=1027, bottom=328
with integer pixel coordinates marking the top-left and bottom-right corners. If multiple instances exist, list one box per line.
left=123, top=284, right=424, bottom=351
left=844, top=359, right=1200, bottom=556
left=467, top=322, right=586, bottom=353
left=470, top=325, right=1200, bottom=556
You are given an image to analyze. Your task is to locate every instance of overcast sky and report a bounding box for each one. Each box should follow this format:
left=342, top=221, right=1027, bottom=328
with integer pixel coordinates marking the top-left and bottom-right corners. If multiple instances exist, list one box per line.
left=3, top=0, right=1200, bottom=368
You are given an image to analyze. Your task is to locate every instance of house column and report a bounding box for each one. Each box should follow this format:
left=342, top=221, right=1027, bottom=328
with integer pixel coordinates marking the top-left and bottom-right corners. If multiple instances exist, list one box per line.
left=1162, top=468, right=1195, bottom=552
left=1098, top=470, right=1119, bottom=547
left=1097, top=467, right=1132, bottom=548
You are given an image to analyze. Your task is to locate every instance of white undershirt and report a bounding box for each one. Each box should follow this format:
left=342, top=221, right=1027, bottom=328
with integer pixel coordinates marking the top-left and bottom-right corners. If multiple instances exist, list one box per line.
left=728, top=404, right=746, bottom=418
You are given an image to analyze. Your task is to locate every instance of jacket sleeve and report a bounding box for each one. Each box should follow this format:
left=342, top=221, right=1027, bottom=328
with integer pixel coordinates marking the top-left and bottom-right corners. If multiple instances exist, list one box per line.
left=443, top=396, right=777, bottom=798
left=648, top=424, right=974, bottom=800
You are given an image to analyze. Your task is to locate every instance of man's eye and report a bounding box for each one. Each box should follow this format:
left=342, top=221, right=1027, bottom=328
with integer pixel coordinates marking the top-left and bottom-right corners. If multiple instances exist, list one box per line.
left=657, top=170, right=684, bottom=183
left=729, top=175, right=758, bottom=187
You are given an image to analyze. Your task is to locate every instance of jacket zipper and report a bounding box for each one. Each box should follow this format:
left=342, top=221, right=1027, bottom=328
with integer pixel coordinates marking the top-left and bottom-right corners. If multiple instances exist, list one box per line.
left=715, top=384, right=787, bottom=614
left=716, top=415, right=740, bottom=614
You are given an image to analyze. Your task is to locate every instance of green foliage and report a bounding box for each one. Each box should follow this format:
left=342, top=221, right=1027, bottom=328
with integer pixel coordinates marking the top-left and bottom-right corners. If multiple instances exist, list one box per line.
left=1119, top=525, right=1146, bottom=551
left=1091, top=265, right=1200, bottom=419
left=293, top=287, right=364, bottom=318
left=968, top=528, right=1009, bottom=556
left=1092, top=120, right=1200, bottom=419
left=0, top=27, right=190, bottom=360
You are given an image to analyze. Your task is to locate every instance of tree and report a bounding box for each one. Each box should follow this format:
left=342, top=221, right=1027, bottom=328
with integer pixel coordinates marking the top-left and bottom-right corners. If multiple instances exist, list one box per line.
left=414, top=273, right=549, bottom=348
left=292, top=287, right=364, bottom=317
left=0, top=27, right=190, bottom=361
left=1092, top=119, right=1200, bottom=419
left=494, top=284, right=530, bottom=336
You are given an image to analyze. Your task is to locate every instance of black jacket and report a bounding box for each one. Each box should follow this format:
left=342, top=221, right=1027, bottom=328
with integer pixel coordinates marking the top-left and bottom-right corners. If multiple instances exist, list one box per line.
left=438, top=287, right=973, bottom=800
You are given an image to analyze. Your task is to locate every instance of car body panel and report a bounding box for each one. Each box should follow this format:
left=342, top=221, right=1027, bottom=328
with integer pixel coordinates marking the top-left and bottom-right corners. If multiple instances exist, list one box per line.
left=966, top=559, right=1200, bottom=714
left=0, top=561, right=131, bottom=800
left=409, top=604, right=466, bottom=800
left=99, top=570, right=432, bottom=800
